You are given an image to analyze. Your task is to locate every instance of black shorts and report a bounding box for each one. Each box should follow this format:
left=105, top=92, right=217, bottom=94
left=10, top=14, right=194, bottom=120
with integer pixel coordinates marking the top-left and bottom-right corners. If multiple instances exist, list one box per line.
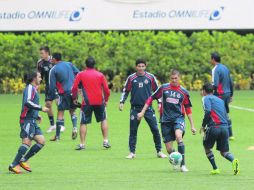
left=203, top=125, right=229, bottom=152
left=45, top=87, right=58, bottom=102
left=161, top=117, right=185, bottom=143
left=57, top=93, right=76, bottom=111
left=80, top=105, right=106, bottom=124
left=20, top=120, right=43, bottom=140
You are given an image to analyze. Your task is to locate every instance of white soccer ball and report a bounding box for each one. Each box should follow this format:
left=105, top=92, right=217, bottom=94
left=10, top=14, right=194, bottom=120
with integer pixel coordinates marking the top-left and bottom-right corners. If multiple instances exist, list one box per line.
left=169, top=152, right=182, bottom=165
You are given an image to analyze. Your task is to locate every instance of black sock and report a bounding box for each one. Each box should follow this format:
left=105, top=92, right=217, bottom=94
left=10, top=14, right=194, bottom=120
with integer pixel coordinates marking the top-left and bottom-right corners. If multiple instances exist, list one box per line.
left=56, top=119, right=64, bottom=138
left=11, top=144, right=30, bottom=167
left=206, top=151, right=217, bottom=170
left=178, top=141, right=185, bottom=166
left=24, top=143, right=44, bottom=161
left=223, top=152, right=234, bottom=162
left=48, top=115, right=54, bottom=126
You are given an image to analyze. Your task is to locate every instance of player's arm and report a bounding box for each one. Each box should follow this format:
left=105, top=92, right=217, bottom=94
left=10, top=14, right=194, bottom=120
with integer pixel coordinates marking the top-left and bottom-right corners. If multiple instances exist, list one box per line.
left=101, top=75, right=110, bottom=104
left=200, top=97, right=211, bottom=133
left=71, top=73, right=81, bottom=101
left=212, top=67, right=219, bottom=95
left=48, top=67, right=57, bottom=101
left=119, top=76, right=131, bottom=111
left=183, top=93, right=196, bottom=134
left=70, top=62, right=80, bottom=76
left=137, top=86, right=162, bottom=120
left=24, top=86, right=48, bottom=112
left=229, top=75, right=234, bottom=100
left=152, top=75, right=162, bottom=105
left=36, top=60, right=44, bottom=80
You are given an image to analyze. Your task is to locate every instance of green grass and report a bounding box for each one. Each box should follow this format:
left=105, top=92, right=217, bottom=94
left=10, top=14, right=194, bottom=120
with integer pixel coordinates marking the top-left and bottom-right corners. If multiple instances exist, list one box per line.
left=0, top=91, right=254, bottom=190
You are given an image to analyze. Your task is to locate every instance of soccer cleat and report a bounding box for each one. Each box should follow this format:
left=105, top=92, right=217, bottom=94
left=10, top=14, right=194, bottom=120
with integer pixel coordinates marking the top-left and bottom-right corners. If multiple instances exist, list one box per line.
left=60, top=126, right=65, bottom=132
left=180, top=165, right=189, bottom=172
left=50, top=136, right=60, bottom=141
left=126, top=152, right=136, bottom=159
left=103, top=141, right=111, bottom=149
left=210, top=169, right=220, bottom=175
left=9, top=165, right=22, bottom=174
left=229, top=136, right=235, bottom=141
left=232, top=159, right=240, bottom=175
left=46, top=125, right=56, bottom=133
left=19, top=161, right=32, bottom=172
left=157, top=151, right=167, bottom=158
left=72, top=127, right=78, bottom=140
left=75, top=144, right=85, bottom=151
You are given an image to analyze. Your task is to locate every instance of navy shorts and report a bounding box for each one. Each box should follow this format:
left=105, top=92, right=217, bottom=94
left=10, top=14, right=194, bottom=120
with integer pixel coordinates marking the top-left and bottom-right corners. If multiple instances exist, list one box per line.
left=161, top=117, right=185, bottom=143
left=80, top=105, right=106, bottom=124
left=20, top=120, right=43, bottom=140
left=203, top=125, right=229, bottom=152
left=45, top=86, right=58, bottom=102
left=57, top=93, right=76, bottom=111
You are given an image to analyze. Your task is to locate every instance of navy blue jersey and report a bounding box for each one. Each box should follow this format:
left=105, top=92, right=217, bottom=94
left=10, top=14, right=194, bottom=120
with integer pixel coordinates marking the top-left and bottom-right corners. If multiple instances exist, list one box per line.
left=49, top=61, right=79, bottom=98
left=202, top=94, right=228, bottom=127
left=37, top=57, right=53, bottom=87
left=212, top=63, right=233, bottom=97
left=147, top=83, right=192, bottom=122
left=120, top=72, right=159, bottom=106
left=20, top=84, right=42, bottom=123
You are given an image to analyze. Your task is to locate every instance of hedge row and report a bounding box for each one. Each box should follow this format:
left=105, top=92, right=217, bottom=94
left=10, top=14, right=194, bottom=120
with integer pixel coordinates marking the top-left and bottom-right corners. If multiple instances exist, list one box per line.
left=0, top=31, right=254, bottom=92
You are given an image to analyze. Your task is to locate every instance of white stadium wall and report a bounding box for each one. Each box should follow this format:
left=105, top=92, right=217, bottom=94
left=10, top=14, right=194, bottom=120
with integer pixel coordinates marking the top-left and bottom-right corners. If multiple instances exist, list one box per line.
left=0, top=0, right=253, bottom=31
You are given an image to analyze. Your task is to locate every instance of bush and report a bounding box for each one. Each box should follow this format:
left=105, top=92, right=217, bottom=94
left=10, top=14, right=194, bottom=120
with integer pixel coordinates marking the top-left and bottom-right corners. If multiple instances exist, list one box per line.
left=0, top=31, right=253, bottom=92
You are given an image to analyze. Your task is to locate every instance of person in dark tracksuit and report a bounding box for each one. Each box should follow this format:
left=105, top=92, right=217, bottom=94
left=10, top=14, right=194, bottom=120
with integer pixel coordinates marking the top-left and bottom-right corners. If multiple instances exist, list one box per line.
left=137, top=70, right=196, bottom=172
left=9, top=71, right=49, bottom=174
left=37, top=46, right=65, bottom=133
left=119, top=59, right=166, bottom=159
left=211, top=52, right=234, bottom=140
left=49, top=53, right=79, bottom=141
left=200, top=83, right=239, bottom=175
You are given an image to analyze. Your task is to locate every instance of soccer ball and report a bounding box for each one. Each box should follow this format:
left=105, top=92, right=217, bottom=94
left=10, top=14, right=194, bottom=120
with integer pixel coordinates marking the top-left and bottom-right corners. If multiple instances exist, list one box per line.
left=169, top=152, right=182, bottom=165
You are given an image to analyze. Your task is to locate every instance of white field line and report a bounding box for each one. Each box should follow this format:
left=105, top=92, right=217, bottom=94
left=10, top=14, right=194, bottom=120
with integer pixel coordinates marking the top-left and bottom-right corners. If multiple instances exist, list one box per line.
left=230, top=105, right=254, bottom=112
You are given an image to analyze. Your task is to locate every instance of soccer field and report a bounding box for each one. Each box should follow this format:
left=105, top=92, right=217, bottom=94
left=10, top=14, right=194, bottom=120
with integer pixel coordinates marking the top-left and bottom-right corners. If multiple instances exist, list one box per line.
left=0, top=92, right=253, bottom=190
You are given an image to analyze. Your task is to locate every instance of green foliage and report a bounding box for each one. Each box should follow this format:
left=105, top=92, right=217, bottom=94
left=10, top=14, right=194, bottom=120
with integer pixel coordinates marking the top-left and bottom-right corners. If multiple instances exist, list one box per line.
left=0, top=31, right=253, bottom=92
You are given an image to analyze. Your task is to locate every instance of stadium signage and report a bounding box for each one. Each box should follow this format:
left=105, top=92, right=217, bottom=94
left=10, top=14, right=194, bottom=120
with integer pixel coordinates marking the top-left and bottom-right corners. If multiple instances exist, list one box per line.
left=133, top=7, right=224, bottom=21
left=0, top=0, right=253, bottom=31
left=0, top=8, right=85, bottom=21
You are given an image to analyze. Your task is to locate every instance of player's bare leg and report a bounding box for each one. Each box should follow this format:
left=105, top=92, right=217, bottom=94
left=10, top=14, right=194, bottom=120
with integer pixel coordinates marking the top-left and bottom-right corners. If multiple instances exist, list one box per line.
left=101, top=119, right=111, bottom=148
left=76, top=124, right=87, bottom=150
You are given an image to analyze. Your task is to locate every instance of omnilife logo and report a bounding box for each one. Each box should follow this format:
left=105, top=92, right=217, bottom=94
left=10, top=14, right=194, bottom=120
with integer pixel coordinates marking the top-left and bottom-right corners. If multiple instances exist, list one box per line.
left=106, top=0, right=163, bottom=4
left=0, top=7, right=85, bottom=21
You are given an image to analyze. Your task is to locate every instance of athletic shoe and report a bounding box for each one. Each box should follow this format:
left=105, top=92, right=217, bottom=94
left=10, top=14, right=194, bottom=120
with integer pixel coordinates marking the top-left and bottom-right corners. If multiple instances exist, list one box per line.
left=229, top=136, right=235, bottom=141
left=72, top=127, right=78, bottom=140
left=103, top=141, right=111, bottom=149
left=157, top=151, right=167, bottom=158
left=75, top=144, right=85, bottom=150
left=19, top=161, right=32, bottom=172
left=180, top=165, right=189, bottom=172
left=232, top=159, right=240, bottom=175
left=50, top=136, right=60, bottom=141
left=9, top=165, right=22, bottom=174
left=46, top=125, right=56, bottom=133
left=210, top=169, right=220, bottom=175
left=60, top=126, right=65, bottom=132
left=126, top=152, right=136, bottom=159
